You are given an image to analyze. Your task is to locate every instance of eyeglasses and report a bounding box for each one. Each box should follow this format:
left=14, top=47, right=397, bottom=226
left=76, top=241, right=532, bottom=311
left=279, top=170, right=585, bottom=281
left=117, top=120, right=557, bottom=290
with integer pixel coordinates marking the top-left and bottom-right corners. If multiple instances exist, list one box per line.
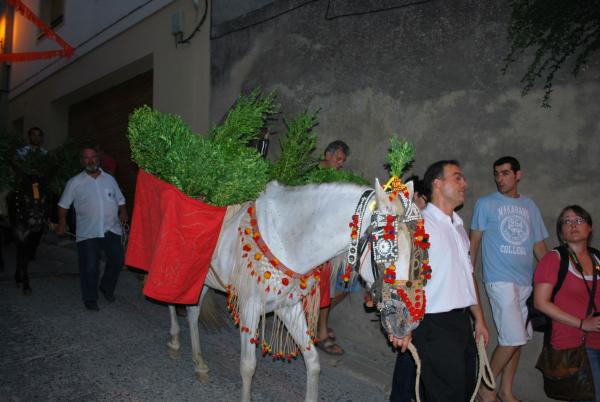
left=561, top=218, right=587, bottom=226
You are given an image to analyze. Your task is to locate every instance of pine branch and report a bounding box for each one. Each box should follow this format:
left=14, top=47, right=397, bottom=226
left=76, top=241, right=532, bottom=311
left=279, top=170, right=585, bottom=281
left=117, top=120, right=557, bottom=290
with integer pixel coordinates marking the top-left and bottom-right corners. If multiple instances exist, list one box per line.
left=386, top=136, right=415, bottom=178
left=270, top=108, right=319, bottom=185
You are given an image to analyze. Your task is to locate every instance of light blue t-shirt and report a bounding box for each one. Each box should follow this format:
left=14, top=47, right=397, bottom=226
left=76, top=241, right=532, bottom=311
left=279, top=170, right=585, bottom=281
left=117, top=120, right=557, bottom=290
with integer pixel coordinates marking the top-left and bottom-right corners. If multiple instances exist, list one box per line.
left=471, top=192, right=548, bottom=286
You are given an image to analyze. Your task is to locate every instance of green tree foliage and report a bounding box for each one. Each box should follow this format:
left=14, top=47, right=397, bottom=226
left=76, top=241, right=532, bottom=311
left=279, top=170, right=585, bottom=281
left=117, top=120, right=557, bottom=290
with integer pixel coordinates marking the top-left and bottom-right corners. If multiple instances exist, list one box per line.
left=128, top=90, right=277, bottom=206
left=269, top=107, right=369, bottom=186
left=504, top=0, right=600, bottom=107
left=269, top=109, right=319, bottom=185
left=386, top=136, right=414, bottom=178
left=210, top=89, right=278, bottom=148
left=128, top=88, right=371, bottom=206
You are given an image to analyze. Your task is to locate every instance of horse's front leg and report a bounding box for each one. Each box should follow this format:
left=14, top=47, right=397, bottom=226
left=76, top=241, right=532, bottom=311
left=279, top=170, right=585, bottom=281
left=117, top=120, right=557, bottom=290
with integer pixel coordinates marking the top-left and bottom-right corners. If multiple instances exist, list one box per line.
left=276, top=303, right=320, bottom=402
left=187, top=286, right=209, bottom=382
left=239, top=299, right=261, bottom=402
left=166, top=305, right=181, bottom=359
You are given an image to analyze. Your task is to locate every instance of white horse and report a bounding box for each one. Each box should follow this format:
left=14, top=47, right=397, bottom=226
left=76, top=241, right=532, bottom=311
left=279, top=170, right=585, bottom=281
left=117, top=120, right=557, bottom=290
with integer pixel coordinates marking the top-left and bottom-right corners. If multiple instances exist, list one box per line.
left=165, top=179, right=418, bottom=402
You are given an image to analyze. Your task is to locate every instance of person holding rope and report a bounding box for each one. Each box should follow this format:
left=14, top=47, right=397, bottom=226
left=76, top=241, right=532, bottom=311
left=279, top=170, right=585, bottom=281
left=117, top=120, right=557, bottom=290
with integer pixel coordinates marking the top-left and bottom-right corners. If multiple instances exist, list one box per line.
left=56, top=147, right=128, bottom=311
left=389, top=160, right=490, bottom=402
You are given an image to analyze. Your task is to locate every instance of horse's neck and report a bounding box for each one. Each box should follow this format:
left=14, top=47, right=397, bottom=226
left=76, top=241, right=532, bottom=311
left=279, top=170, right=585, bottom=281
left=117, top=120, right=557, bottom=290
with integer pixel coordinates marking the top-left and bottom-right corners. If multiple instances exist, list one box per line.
left=255, top=182, right=372, bottom=274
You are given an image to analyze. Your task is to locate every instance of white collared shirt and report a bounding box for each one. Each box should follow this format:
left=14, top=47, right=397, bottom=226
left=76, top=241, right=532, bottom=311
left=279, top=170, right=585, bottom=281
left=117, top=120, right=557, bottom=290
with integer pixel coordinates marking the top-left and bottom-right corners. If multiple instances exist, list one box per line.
left=422, top=203, right=477, bottom=314
left=58, top=169, right=125, bottom=242
left=16, top=145, right=48, bottom=158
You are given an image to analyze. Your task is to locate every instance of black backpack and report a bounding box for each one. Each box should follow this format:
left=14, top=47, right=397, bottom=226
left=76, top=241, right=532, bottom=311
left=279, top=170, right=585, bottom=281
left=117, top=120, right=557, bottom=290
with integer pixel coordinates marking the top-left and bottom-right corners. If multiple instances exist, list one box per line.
left=527, top=245, right=600, bottom=332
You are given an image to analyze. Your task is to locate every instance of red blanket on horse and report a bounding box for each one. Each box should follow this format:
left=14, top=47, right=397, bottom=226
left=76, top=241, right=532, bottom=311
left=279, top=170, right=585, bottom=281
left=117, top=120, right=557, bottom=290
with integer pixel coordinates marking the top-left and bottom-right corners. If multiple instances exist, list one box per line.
left=125, top=170, right=227, bottom=304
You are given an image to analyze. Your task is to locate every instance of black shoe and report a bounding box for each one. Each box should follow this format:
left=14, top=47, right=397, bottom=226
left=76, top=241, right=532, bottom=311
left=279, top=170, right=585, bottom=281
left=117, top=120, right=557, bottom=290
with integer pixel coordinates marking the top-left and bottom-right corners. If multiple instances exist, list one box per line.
left=99, top=287, right=115, bottom=303
left=84, top=300, right=99, bottom=311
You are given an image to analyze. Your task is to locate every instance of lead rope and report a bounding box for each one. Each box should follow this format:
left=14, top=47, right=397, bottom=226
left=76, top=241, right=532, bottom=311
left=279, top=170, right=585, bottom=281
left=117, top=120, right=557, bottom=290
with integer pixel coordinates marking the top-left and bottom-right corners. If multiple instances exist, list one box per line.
left=471, top=336, right=495, bottom=402
left=407, top=336, right=494, bottom=402
left=408, top=343, right=422, bottom=402
left=121, top=222, right=129, bottom=252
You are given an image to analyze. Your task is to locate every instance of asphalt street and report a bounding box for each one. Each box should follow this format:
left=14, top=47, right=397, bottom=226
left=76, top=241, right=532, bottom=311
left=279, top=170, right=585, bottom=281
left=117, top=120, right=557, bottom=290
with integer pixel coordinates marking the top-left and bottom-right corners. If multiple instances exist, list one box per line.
left=0, top=233, right=392, bottom=402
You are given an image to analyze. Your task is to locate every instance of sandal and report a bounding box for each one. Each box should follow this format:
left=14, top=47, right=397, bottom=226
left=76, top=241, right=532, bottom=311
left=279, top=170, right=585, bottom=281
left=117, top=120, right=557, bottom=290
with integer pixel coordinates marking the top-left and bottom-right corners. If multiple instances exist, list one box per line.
left=327, top=327, right=336, bottom=340
left=316, top=337, right=344, bottom=355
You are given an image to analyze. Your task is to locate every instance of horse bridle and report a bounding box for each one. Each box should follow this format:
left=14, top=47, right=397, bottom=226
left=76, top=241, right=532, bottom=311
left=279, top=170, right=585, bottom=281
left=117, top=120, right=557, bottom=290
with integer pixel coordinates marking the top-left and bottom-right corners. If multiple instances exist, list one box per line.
left=345, top=189, right=375, bottom=282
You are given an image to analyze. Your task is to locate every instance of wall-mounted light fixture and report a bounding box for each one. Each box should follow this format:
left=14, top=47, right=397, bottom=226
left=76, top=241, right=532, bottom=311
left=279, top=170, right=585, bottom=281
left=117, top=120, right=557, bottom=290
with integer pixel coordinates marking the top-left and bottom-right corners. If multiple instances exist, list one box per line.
left=171, top=9, right=184, bottom=45
left=171, top=0, right=208, bottom=47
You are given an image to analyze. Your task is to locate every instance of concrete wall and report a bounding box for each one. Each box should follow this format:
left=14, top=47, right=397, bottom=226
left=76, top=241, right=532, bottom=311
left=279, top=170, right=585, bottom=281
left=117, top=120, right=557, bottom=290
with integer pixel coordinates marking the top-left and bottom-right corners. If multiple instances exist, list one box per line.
left=8, top=0, right=211, bottom=148
left=211, top=1, right=600, bottom=400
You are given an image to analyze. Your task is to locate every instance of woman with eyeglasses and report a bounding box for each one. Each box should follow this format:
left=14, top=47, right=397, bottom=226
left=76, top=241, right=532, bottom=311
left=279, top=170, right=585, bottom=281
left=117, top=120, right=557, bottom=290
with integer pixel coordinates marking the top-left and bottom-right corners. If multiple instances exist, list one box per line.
left=533, top=205, right=600, bottom=401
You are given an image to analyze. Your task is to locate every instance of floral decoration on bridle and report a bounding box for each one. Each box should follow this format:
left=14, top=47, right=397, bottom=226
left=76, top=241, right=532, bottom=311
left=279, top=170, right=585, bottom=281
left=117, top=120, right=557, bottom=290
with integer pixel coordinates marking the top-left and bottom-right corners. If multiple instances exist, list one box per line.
left=365, top=138, right=432, bottom=337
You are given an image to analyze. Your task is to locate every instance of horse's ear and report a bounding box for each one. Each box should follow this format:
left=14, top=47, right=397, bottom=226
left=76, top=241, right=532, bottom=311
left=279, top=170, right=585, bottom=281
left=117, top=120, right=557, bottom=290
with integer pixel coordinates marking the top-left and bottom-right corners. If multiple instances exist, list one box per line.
left=405, top=180, right=414, bottom=201
left=374, top=178, right=393, bottom=213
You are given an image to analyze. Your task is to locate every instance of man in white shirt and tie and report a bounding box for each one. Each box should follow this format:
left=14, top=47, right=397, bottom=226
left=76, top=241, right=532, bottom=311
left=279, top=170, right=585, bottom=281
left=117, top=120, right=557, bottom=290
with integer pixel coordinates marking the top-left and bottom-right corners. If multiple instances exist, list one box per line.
left=389, top=160, right=489, bottom=402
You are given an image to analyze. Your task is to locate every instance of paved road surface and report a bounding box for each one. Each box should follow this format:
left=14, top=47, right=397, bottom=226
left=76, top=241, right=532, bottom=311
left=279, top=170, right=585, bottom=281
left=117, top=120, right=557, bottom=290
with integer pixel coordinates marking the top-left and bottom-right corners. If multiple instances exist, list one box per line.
left=0, top=235, right=391, bottom=401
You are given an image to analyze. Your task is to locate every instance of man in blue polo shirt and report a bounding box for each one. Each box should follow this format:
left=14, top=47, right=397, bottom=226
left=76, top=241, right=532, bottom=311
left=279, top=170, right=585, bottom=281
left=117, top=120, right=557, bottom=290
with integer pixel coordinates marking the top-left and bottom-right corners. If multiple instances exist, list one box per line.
left=470, top=156, right=548, bottom=402
left=57, top=147, right=128, bottom=311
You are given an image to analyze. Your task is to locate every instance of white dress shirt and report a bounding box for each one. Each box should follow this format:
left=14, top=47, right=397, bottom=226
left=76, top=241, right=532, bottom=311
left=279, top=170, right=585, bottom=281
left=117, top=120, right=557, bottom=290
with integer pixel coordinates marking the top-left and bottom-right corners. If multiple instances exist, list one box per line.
left=58, top=169, right=125, bottom=242
left=422, top=203, right=477, bottom=314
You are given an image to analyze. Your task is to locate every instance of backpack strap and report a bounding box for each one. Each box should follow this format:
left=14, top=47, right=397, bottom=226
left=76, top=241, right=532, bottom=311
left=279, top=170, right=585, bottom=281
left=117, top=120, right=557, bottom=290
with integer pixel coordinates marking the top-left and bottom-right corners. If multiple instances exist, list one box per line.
left=551, top=245, right=570, bottom=302
left=543, top=246, right=574, bottom=343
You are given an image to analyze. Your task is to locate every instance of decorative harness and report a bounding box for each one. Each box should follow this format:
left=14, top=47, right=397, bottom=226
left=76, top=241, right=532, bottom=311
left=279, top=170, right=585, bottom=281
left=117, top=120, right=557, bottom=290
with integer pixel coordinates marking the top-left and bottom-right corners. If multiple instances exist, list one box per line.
left=11, top=175, right=48, bottom=242
left=352, top=180, right=431, bottom=338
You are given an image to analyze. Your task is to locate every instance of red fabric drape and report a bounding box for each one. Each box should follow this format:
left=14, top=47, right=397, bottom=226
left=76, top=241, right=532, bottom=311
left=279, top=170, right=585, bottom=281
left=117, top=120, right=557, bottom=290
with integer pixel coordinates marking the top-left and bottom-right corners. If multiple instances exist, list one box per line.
left=0, top=0, right=74, bottom=63
left=125, top=170, right=227, bottom=304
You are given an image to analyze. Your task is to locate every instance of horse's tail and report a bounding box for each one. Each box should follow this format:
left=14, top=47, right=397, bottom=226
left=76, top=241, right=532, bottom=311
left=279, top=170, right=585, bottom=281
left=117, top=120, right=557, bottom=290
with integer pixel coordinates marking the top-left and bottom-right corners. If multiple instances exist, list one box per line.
left=198, top=288, right=231, bottom=330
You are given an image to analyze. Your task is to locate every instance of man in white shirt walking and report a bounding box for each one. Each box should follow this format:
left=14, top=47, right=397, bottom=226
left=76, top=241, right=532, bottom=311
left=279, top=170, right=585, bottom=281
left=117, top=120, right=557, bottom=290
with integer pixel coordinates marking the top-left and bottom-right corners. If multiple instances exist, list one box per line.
left=390, top=160, right=489, bottom=402
left=57, top=147, right=128, bottom=311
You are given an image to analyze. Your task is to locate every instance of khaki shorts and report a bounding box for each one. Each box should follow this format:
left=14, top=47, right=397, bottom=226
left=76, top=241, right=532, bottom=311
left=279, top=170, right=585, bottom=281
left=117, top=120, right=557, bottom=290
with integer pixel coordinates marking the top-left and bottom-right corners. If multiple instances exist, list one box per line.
left=485, top=281, right=533, bottom=346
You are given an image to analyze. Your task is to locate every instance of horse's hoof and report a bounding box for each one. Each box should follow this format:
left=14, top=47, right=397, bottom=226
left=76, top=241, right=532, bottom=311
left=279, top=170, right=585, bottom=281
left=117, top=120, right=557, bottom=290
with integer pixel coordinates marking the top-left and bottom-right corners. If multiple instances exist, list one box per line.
left=195, top=371, right=209, bottom=383
left=166, top=345, right=181, bottom=360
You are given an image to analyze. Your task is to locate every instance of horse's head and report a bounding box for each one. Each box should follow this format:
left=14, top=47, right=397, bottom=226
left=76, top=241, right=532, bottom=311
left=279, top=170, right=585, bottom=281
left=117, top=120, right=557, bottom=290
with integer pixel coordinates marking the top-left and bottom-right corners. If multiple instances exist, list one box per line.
left=359, top=177, right=430, bottom=339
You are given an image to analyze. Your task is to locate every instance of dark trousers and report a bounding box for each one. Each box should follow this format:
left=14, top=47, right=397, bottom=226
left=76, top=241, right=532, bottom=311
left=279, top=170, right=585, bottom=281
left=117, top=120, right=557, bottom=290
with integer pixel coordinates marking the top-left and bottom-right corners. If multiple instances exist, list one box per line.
left=390, top=349, right=417, bottom=402
left=77, top=232, right=123, bottom=301
left=410, top=309, right=477, bottom=402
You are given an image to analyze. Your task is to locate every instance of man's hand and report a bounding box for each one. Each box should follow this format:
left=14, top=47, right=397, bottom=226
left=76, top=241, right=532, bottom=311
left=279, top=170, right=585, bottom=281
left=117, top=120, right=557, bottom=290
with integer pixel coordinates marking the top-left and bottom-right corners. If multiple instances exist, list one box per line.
left=388, top=332, right=412, bottom=353
left=118, top=205, right=128, bottom=225
left=474, top=318, right=490, bottom=346
left=56, top=206, right=69, bottom=236
left=55, top=222, right=67, bottom=236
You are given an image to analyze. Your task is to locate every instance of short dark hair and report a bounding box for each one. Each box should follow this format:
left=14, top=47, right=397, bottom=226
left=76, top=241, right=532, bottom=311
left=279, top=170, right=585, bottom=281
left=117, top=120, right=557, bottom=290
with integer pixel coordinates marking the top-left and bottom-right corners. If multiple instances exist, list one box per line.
left=324, top=140, right=349, bottom=157
left=493, top=156, right=520, bottom=173
left=406, top=175, right=426, bottom=200
left=422, top=160, right=460, bottom=201
left=556, top=205, right=593, bottom=244
left=28, top=127, right=43, bottom=136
